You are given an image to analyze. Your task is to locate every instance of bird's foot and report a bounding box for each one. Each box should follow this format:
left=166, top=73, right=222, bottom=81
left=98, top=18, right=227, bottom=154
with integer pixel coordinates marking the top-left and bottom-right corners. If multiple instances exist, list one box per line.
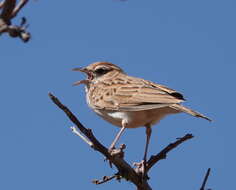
left=108, top=146, right=115, bottom=154
left=133, top=160, right=149, bottom=181
left=108, top=144, right=126, bottom=156
left=105, top=144, right=126, bottom=168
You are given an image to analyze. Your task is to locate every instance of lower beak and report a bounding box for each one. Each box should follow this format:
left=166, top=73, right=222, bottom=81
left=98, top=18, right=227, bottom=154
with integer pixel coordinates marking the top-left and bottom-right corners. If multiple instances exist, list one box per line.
left=73, top=79, right=89, bottom=86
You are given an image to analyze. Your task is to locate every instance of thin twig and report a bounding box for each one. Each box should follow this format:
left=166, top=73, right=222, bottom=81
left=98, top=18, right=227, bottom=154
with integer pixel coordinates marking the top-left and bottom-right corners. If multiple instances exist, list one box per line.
left=49, top=93, right=107, bottom=153
left=200, top=168, right=211, bottom=190
left=11, top=0, right=28, bottom=18
left=92, top=174, right=117, bottom=185
left=146, top=134, right=194, bottom=171
left=70, top=126, right=93, bottom=147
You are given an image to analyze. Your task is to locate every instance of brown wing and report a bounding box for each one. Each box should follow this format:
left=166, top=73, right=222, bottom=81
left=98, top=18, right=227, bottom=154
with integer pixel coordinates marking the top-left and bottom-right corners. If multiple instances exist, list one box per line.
left=90, top=73, right=185, bottom=111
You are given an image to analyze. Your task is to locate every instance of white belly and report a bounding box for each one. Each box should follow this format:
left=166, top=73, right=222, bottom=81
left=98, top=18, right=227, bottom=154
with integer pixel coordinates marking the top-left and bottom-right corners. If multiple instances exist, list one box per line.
left=93, top=107, right=178, bottom=128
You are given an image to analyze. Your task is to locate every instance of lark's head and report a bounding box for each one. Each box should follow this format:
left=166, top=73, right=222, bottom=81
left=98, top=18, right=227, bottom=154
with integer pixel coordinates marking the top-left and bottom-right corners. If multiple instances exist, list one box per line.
left=73, top=62, right=124, bottom=86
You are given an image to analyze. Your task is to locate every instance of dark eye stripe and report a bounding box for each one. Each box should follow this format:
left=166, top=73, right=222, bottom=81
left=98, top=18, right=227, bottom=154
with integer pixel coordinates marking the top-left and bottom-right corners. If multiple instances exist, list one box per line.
left=95, top=68, right=109, bottom=75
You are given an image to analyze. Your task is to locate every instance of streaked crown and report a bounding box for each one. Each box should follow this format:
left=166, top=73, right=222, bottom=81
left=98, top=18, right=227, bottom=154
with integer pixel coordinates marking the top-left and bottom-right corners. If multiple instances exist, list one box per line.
left=87, top=62, right=123, bottom=73
left=84, top=62, right=124, bottom=80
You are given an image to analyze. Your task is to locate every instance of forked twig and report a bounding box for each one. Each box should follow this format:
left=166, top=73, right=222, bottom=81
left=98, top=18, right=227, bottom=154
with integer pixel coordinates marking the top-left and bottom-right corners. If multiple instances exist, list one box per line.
left=146, top=134, right=194, bottom=171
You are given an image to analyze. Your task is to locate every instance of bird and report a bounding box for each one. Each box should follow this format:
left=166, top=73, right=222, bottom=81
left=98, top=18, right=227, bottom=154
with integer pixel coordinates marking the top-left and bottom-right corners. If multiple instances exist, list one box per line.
left=73, top=61, right=211, bottom=175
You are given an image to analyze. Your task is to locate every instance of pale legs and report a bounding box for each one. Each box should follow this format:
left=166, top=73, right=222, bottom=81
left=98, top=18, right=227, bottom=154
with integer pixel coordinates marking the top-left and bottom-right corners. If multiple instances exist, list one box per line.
left=108, top=122, right=152, bottom=179
left=142, top=125, right=152, bottom=178
left=144, top=125, right=152, bottom=163
left=109, top=120, right=127, bottom=150
left=109, top=126, right=126, bottom=150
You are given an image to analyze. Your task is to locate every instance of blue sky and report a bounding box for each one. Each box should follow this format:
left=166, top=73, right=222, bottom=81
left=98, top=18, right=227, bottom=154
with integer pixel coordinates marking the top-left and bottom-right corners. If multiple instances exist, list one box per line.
left=0, top=0, right=234, bottom=189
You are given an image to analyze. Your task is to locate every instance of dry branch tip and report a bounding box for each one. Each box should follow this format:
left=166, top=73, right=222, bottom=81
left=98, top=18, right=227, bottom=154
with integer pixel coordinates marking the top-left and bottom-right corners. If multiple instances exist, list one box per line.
left=0, top=0, right=31, bottom=42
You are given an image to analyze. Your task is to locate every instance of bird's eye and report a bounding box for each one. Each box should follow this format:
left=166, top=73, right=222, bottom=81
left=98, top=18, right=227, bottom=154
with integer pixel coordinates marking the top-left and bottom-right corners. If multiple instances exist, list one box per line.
left=94, top=68, right=109, bottom=75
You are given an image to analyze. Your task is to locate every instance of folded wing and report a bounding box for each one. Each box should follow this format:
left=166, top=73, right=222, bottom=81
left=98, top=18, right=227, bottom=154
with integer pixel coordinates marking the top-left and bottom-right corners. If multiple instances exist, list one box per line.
left=91, top=74, right=185, bottom=111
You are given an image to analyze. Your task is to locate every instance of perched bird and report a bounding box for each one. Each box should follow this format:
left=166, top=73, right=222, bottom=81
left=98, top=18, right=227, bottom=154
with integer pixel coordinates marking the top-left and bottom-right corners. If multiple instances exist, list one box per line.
left=73, top=62, right=211, bottom=174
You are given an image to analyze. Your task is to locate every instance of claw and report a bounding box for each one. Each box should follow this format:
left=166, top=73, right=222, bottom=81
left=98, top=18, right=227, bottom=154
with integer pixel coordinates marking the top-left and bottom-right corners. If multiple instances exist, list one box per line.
left=133, top=160, right=149, bottom=180
left=107, top=144, right=126, bottom=168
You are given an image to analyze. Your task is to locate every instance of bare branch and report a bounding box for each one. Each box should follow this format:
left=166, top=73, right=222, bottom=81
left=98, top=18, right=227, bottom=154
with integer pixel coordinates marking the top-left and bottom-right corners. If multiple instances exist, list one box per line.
left=49, top=93, right=199, bottom=190
left=49, top=93, right=152, bottom=190
left=146, top=134, right=194, bottom=171
left=200, top=168, right=211, bottom=190
left=0, top=0, right=16, bottom=22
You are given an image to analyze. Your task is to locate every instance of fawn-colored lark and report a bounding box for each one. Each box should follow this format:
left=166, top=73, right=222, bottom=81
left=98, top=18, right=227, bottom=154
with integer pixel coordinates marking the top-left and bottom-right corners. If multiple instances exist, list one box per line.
left=73, top=61, right=211, bottom=173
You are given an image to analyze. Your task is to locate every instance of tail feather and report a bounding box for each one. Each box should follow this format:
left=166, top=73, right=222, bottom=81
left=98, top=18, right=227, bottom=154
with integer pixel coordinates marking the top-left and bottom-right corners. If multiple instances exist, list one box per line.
left=170, top=104, right=212, bottom=122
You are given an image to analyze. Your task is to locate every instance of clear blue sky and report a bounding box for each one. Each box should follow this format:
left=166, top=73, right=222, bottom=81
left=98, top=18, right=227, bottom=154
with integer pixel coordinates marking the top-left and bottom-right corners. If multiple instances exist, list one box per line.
left=0, top=0, right=233, bottom=189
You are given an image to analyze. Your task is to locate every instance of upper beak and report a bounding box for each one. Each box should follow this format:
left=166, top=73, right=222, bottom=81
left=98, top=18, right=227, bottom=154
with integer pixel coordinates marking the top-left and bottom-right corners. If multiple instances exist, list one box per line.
left=72, top=67, right=89, bottom=74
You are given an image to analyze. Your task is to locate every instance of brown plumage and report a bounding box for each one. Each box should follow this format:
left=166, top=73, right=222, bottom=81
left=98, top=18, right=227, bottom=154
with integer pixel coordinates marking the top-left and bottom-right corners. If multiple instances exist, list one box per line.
left=73, top=61, right=211, bottom=176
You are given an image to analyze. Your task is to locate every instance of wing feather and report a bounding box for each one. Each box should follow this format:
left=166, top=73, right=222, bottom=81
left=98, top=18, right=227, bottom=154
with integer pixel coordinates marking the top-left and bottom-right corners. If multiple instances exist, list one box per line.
left=90, top=73, right=185, bottom=111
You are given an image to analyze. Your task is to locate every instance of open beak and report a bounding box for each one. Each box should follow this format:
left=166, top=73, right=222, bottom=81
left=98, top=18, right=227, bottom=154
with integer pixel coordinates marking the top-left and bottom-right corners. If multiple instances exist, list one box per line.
left=72, top=67, right=91, bottom=86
